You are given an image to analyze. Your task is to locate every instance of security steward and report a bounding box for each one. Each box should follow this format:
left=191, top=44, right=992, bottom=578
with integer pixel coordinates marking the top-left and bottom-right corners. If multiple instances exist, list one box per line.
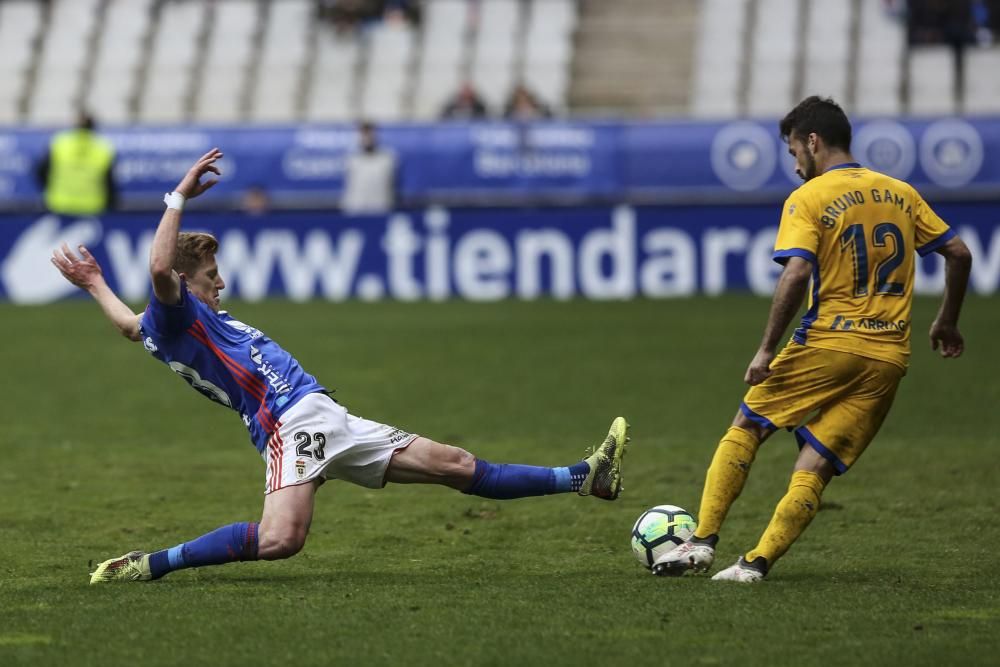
left=37, top=112, right=117, bottom=216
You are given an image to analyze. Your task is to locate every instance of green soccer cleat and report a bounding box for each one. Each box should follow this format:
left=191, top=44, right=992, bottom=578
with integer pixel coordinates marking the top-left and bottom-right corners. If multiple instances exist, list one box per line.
left=89, top=550, right=152, bottom=584
left=578, top=417, right=630, bottom=500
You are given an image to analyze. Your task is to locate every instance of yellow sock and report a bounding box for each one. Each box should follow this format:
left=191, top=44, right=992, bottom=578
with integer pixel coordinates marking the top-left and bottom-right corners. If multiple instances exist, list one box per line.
left=693, top=426, right=761, bottom=540
left=745, top=470, right=828, bottom=567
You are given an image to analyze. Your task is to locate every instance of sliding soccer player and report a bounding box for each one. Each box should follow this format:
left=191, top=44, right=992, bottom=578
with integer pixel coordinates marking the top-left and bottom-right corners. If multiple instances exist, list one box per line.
left=53, top=149, right=629, bottom=583
left=654, top=97, right=972, bottom=581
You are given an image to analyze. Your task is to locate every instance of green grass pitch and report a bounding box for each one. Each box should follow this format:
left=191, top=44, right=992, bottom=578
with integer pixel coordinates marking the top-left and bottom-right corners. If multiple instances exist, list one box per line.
left=1, top=296, right=997, bottom=666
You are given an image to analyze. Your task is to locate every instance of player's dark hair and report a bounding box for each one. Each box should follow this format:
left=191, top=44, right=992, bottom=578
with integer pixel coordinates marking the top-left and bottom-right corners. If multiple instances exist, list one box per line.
left=779, top=96, right=852, bottom=151
left=175, top=232, right=219, bottom=275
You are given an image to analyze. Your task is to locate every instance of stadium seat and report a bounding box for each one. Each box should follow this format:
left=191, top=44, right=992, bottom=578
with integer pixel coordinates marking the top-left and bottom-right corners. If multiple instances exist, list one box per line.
left=27, top=0, right=103, bottom=125
left=746, top=0, right=800, bottom=117
left=691, top=0, right=750, bottom=118
left=908, top=46, right=957, bottom=116
left=193, top=0, right=260, bottom=122
left=0, top=0, right=44, bottom=123
left=963, top=47, right=1000, bottom=113
left=854, top=0, right=906, bottom=116
left=519, top=0, right=578, bottom=109
left=471, top=0, right=522, bottom=110
left=801, top=0, right=852, bottom=103
left=472, top=63, right=516, bottom=112
left=139, top=0, right=209, bottom=124
left=88, top=0, right=155, bottom=125
left=86, top=66, right=139, bottom=125
left=359, top=22, right=416, bottom=121
left=251, top=0, right=313, bottom=121
left=0, top=0, right=42, bottom=70
left=305, top=29, right=361, bottom=122
left=412, top=0, right=470, bottom=120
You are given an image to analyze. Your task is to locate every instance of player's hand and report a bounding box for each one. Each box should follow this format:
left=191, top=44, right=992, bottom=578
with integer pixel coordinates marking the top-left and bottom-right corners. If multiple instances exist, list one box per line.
left=744, top=348, right=775, bottom=385
left=51, top=243, right=104, bottom=291
left=930, top=320, right=964, bottom=358
left=174, top=148, right=223, bottom=199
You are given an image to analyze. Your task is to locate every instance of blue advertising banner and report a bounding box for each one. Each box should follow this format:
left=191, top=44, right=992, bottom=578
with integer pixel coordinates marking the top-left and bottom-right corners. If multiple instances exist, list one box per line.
left=1, top=117, right=998, bottom=209
left=2, top=204, right=997, bottom=303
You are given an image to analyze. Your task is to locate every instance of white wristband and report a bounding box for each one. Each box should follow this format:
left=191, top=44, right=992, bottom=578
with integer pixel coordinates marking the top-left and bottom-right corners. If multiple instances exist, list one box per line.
left=163, top=192, right=186, bottom=211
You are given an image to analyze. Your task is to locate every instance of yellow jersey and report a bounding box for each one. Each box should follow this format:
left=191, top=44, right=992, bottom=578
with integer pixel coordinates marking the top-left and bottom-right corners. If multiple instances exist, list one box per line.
left=774, top=163, right=955, bottom=369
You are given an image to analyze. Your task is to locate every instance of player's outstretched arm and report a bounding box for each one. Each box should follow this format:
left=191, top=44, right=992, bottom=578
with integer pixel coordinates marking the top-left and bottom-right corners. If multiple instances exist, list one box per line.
left=745, top=256, right=813, bottom=385
left=148, top=148, right=223, bottom=305
left=51, top=243, right=142, bottom=341
left=930, top=236, right=972, bottom=358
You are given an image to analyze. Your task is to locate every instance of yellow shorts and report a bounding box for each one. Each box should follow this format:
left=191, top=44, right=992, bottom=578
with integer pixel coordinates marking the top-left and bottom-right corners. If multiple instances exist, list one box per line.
left=740, top=342, right=904, bottom=475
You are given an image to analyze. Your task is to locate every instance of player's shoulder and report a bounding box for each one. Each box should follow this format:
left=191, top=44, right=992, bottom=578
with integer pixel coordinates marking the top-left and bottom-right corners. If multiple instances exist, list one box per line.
left=854, top=167, right=923, bottom=199
left=782, top=178, right=825, bottom=214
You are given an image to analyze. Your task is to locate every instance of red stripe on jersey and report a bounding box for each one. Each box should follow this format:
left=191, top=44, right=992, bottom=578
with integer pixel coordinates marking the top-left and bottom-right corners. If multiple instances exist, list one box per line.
left=191, top=321, right=264, bottom=391
left=257, top=404, right=277, bottom=433
left=186, top=323, right=266, bottom=402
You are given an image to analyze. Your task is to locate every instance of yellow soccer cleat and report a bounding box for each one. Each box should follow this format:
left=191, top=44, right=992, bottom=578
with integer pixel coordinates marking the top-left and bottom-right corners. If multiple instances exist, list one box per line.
left=89, top=550, right=152, bottom=584
left=578, top=417, right=629, bottom=500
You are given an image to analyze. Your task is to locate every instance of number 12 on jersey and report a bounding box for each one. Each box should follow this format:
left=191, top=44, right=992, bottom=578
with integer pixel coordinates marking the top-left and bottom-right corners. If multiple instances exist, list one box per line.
left=839, top=223, right=906, bottom=297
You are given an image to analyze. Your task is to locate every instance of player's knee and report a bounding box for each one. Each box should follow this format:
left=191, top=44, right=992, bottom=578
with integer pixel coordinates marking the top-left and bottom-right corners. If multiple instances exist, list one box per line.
left=439, top=445, right=476, bottom=479
left=731, top=411, right=772, bottom=442
left=425, top=444, right=476, bottom=488
left=258, top=525, right=308, bottom=560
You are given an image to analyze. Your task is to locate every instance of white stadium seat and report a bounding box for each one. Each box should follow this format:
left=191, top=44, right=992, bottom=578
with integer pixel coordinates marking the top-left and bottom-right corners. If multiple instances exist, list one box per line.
left=963, top=47, right=1000, bottom=114
left=691, top=0, right=750, bottom=118
left=746, top=0, right=801, bottom=117
left=854, top=0, right=906, bottom=116
left=908, top=46, right=957, bottom=116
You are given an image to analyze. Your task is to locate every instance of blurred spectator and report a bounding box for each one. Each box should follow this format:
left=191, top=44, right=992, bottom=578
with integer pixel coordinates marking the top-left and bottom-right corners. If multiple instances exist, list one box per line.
left=907, top=0, right=975, bottom=46
left=36, top=111, right=117, bottom=217
left=441, top=82, right=490, bottom=120
left=383, top=0, right=420, bottom=24
left=320, top=0, right=419, bottom=31
left=503, top=85, right=553, bottom=121
left=342, top=121, right=397, bottom=214
left=241, top=185, right=271, bottom=217
left=972, top=0, right=995, bottom=44
left=990, top=0, right=1000, bottom=32
left=320, top=0, right=380, bottom=32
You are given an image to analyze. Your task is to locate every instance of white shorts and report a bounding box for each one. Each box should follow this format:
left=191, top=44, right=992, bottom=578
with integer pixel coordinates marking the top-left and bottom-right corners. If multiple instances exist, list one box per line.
left=262, top=392, right=418, bottom=494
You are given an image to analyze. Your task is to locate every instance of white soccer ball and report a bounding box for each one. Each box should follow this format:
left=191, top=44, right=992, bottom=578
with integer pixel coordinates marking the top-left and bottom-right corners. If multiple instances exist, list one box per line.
left=630, top=505, right=697, bottom=569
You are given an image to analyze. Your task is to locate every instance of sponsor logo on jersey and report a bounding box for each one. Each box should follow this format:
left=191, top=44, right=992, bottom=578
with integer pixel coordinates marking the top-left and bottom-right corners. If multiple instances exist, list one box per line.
left=387, top=428, right=412, bottom=445
left=249, top=345, right=293, bottom=394
left=830, top=315, right=909, bottom=332
left=295, top=459, right=306, bottom=479
left=143, top=336, right=158, bottom=353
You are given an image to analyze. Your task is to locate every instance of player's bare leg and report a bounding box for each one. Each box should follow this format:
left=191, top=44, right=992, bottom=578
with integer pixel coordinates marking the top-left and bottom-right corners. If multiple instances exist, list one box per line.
left=384, top=418, right=629, bottom=500
left=384, top=437, right=477, bottom=489
left=258, top=480, right=320, bottom=560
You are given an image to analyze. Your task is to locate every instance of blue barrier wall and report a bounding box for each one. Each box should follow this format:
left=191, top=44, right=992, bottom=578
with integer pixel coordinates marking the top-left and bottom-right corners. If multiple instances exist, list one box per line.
left=1, top=118, right=997, bottom=209
left=3, top=204, right=997, bottom=303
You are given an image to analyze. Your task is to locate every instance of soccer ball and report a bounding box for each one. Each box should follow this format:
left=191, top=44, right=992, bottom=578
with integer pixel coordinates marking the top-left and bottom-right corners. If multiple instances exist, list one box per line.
left=630, top=505, right=697, bottom=569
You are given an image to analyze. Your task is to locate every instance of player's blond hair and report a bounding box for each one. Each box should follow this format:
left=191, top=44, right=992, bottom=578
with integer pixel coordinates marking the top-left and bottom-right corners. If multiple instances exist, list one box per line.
left=175, top=232, right=219, bottom=275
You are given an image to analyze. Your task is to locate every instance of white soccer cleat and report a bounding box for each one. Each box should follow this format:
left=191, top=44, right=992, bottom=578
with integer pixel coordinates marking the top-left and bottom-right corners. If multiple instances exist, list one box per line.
left=711, top=557, right=767, bottom=583
left=651, top=540, right=715, bottom=576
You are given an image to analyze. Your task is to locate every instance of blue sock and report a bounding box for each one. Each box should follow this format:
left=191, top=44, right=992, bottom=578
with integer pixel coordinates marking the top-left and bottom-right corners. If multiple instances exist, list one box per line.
left=464, top=459, right=591, bottom=499
left=148, top=522, right=258, bottom=580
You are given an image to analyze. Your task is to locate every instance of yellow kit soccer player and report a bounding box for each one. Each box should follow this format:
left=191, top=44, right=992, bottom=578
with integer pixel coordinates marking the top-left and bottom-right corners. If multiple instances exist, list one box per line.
left=654, top=96, right=973, bottom=582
